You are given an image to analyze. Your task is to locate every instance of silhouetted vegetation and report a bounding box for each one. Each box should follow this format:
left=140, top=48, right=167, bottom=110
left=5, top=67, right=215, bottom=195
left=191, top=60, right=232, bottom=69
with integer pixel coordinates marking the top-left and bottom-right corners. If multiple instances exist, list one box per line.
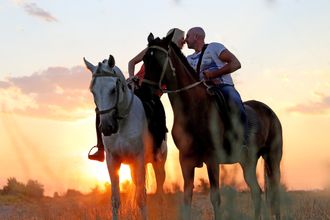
left=0, top=178, right=330, bottom=219
left=195, top=178, right=210, bottom=194
left=65, top=189, right=83, bottom=197
left=0, top=177, right=44, bottom=198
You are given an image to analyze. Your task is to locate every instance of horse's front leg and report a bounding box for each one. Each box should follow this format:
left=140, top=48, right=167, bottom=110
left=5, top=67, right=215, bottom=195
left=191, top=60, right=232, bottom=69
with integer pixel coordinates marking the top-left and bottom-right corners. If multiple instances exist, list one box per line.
left=180, top=155, right=195, bottom=220
left=107, top=157, right=121, bottom=220
left=152, top=145, right=167, bottom=195
left=206, top=162, right=221, bottom=220
left=132, top=156, right=147, bottom=220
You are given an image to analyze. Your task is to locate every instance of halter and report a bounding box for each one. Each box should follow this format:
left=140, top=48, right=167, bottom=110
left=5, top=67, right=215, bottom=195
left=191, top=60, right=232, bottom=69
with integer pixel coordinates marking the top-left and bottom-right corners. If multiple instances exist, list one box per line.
left=92, top=71, right=134, bottom=119
left=143, top=45, right=205, bottom=93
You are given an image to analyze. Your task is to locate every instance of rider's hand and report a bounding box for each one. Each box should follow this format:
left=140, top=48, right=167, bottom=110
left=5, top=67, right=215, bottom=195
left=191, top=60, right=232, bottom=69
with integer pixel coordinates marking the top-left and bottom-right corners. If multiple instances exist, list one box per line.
left=203, top=70, right=213, bottom=80
left=127, top=76, right=139, bottom=90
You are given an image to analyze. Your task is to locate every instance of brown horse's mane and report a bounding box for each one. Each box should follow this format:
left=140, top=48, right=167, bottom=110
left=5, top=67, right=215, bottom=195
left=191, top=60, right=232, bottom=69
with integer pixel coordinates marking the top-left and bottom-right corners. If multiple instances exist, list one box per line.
left=168, top=42, right=200, bottom=81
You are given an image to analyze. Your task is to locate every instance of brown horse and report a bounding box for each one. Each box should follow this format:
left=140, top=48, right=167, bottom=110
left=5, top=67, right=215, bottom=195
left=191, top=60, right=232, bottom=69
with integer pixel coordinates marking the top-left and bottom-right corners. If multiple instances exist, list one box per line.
left=142, top=33, right=283, bottom=220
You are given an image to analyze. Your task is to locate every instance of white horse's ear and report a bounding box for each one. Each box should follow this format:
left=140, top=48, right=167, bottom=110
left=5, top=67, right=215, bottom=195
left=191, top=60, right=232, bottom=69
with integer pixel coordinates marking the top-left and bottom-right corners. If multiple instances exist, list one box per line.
left=108, top=55, right=115, bottom=68
left=83, top=57, right=97, bottom=74
left=148, top=33, right=154, bottom=43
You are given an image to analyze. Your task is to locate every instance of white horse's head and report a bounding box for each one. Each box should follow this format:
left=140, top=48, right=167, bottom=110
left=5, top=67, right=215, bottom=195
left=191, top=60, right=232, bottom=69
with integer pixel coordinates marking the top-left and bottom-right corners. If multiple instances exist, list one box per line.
left=84, top=55, right=127, bottom=136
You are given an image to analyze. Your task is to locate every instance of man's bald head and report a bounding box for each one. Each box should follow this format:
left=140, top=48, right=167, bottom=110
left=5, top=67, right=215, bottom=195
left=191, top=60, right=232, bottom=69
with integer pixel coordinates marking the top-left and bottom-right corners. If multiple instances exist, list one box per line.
left=187, top=27, right=205, bottom=40
left=185, top=27, right=206, bottom=51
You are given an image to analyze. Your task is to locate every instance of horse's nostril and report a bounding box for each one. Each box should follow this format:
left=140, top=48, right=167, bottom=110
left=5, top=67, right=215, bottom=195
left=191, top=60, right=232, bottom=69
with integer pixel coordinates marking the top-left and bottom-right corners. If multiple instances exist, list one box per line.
left=100, top=121, right=118, bottom=136
left=102, top=127, right=112, bottom=136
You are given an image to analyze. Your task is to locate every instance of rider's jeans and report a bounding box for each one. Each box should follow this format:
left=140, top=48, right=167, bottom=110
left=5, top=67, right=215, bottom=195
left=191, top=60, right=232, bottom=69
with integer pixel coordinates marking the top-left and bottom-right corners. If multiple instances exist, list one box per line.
left=215, top=84, right=248, bottom=145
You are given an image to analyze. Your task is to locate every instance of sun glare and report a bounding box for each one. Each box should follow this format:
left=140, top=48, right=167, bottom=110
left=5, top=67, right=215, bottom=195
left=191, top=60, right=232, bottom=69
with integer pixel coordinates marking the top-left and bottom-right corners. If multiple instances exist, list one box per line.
left=88, top=162, right=132, bottom=187
left=118, top=164, right=132, bottom=182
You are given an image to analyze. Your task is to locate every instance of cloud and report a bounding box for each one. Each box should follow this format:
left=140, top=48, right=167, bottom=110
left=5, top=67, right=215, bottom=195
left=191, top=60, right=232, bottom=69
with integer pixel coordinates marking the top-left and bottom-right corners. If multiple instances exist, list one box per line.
left=23, top=2, right=58, bottom=22
left=287, top=93, right=330, bottom=115
left=10, top=0, right=25, bottom=5
left=0, top=81, right=11, bottom=89
left=0, top=66, right=95, bottom=121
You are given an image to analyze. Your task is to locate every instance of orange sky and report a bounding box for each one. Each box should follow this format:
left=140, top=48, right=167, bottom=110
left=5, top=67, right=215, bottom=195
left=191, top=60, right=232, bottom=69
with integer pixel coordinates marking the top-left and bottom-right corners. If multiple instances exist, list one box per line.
left=1, top=86, right=330, bottom=196
left=0, top=57, right=330, bottom=196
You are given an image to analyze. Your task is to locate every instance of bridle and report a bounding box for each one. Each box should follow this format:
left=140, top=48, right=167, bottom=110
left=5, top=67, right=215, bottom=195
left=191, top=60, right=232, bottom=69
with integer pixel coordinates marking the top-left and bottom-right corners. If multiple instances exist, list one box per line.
left=143, top=45, right=205, bottom=94
left=92, top=71, right=133, bottom=119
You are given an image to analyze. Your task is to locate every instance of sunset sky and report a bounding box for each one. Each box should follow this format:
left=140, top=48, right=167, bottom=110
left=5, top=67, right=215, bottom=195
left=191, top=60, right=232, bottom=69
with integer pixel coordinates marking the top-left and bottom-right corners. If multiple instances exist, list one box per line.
left=1, top=0, right=330, bottom=196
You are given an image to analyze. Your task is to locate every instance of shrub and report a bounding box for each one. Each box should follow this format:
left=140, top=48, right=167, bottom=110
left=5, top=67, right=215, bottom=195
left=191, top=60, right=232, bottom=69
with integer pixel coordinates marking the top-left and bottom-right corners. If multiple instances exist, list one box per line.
left=1, top=178, right=44, bottom=198
left=65, top=189, right=83, bottom=197
left=2, top=178, right=26, bottom=196
left=195, top=178, right=210, bottom=193
left=25, top=180, right=44, bottom=198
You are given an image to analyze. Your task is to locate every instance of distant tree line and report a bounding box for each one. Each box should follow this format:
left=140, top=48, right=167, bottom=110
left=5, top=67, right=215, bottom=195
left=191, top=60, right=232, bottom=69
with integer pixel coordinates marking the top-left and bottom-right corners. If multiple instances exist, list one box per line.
left=0, top=177, right=44, bottom=198
left=0, top=177, right=106, bottom=199
left=0, top=177, right=215, bottom=199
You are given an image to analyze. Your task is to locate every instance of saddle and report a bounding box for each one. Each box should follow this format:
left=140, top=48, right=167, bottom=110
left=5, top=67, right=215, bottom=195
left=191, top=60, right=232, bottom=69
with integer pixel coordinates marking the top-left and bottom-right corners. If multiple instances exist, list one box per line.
left=207, top=86, right=248, bottom=155
left=207, top=86, right=231, bottom=126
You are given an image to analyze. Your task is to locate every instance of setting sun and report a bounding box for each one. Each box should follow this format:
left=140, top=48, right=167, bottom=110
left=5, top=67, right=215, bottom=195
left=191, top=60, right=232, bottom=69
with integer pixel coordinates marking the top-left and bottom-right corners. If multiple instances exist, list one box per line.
left=87, top=162, right=132, bottom=187
left=118, top=164, right=132, bottom=183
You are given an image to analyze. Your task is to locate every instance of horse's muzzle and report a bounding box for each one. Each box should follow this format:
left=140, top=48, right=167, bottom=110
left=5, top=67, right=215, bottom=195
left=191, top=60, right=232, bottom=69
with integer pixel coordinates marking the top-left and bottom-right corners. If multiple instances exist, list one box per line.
left=99, top=113, right=119, bottom=136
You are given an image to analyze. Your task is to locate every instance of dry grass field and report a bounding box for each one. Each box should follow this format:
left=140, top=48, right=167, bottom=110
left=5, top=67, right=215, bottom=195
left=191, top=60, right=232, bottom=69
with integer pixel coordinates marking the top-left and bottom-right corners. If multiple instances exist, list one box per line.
left=1, top=187, right=330, bottom=220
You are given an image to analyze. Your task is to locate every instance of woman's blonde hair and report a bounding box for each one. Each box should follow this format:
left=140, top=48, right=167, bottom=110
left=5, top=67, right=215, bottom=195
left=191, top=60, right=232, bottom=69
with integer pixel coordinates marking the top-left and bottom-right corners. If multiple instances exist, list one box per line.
left=166, top=28, right=185, bottom=47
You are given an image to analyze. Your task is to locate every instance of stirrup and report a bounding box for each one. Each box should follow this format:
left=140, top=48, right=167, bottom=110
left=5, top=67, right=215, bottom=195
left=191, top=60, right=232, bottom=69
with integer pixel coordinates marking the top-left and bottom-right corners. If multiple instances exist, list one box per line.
left=88, top=146, right=99, bottom=157
left=88, top=146, right=105, bottom=162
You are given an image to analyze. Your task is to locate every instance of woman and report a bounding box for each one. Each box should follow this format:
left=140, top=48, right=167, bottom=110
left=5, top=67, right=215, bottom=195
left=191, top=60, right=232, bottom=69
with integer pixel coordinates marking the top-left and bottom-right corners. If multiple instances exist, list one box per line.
left=88, top=28, right=185, bottom=162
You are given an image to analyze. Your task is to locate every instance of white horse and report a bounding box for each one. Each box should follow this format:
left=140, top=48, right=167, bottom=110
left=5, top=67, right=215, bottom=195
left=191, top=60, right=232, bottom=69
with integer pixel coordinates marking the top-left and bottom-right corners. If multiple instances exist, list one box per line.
left=84, top=55, right=167, bottom=220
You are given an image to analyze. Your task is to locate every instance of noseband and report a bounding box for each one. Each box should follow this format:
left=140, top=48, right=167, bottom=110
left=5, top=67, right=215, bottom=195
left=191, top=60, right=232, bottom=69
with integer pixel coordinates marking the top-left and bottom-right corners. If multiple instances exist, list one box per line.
left=95, top=79, right=120, bottom=117
left=92, top=71, right=133, bottom=119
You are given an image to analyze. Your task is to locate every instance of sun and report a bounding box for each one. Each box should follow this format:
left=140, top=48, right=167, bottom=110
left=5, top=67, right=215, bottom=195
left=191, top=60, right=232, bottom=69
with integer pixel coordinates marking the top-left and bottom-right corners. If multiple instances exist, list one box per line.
left=118, top=164, right=132, bottom=182
left=89, top=162, right=132, bottom=186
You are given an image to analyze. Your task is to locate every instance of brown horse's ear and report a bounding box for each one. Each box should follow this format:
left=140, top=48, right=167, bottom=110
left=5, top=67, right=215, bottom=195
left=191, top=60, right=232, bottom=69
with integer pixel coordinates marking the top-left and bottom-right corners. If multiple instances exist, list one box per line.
left=147, top=33, right=154, bottom=43
left=108, top=55, right=115, bottom=68
left=164, top=30, right=174, bottom=45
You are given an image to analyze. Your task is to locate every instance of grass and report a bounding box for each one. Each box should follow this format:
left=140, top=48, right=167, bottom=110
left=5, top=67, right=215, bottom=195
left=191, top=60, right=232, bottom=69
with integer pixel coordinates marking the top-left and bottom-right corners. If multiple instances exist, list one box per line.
left=0, top=189, right=330, bottom=219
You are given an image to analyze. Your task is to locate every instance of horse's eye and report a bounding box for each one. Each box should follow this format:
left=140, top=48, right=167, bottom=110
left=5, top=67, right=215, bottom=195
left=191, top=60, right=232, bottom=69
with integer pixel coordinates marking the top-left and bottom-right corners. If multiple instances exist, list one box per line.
left=150, top=51, right=154, bottom=56
left=110, top=89, right=116, bottom=94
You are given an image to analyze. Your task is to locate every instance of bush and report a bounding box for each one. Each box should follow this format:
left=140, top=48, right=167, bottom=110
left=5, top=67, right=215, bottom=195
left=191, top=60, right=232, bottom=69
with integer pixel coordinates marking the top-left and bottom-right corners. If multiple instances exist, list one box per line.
left=25, top=180, right=44, bottom=198
left=1, top=178, right=44, bottom=198
left=65, top=189, right=83, bottom=197
left=53, top=192, right=60, bottom=198
left=2, top=178, right=26, bottom=196
left=195, top=178, right=210, bottom=193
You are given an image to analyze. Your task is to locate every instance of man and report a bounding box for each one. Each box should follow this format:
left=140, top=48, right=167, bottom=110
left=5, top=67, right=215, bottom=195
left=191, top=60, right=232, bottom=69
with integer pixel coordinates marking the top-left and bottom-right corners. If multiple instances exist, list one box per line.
left=185, top=27, right=248, bottom=146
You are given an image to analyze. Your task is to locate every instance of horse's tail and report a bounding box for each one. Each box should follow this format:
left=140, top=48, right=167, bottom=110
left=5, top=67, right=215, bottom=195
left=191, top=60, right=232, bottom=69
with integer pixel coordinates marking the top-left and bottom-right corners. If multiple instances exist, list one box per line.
left=263, top=106, right=283, bottom=217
